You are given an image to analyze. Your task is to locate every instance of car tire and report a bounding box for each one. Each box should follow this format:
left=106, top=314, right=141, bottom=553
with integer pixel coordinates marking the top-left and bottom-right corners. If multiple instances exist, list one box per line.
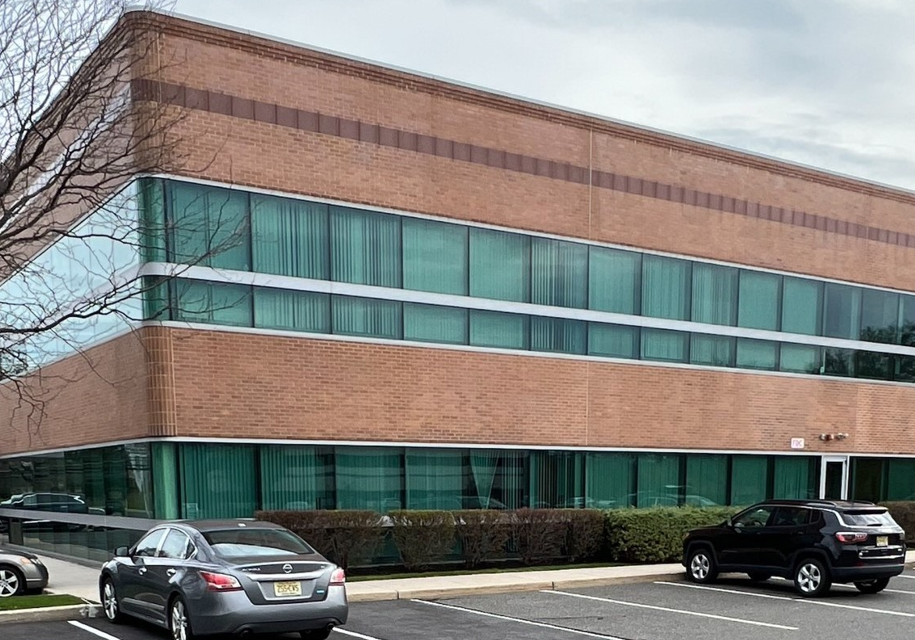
left=794, top=558, right=831, bottom=597
left=100, top=578, right=126, bottom=624
left=299, top=630, right=333, bottom=640
left=854, top=577, right=890, bottom=594
left=0, top=565, right=25, bottom=598
left=747, top=572, right=771, bottom=582
left=686, top=547, right=718, bottom=584
left=169, top=595, right=196, bottom=640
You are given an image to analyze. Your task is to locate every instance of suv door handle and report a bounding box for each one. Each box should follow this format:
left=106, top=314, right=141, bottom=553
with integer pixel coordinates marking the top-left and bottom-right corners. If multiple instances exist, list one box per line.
left=138, top=567, right=146, bottom=575
left=166, top=569, right=177, bottom=577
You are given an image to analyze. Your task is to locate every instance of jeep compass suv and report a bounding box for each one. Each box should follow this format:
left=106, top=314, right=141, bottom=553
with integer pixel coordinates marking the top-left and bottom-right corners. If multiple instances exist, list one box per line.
left=682, top=499, right=906, bottom=597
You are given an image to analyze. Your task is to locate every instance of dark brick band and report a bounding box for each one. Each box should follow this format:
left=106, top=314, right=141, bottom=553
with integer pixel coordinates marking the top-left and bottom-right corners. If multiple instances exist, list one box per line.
left=132, top=78, right=915, bottom=249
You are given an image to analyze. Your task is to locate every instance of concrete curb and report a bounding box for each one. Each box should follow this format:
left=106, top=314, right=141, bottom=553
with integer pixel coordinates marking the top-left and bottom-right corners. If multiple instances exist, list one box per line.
left=347, top=571, right=685, bottom=602
left=0, top=603, right=101, bottom=624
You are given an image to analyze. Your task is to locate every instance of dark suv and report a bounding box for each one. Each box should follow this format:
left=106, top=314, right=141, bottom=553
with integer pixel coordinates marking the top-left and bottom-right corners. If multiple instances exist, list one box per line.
left=682, top=499, right=906, bottom=597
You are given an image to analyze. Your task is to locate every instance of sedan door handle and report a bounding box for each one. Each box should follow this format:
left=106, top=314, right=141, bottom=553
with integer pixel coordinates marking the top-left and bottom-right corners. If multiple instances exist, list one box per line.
left=166, top=569, right=177, bottom=577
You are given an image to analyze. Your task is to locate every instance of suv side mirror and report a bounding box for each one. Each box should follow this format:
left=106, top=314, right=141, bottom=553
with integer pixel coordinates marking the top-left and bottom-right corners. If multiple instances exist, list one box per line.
left=725, top=517, right=733, bottom=528
left=114, top=546, right=130, bottom=557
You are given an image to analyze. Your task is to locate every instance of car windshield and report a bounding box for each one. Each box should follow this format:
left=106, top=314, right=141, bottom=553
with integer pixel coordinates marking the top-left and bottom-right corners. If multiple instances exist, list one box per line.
left=203, top=528, right=314, bottom=558
left=840, top=510, right=895, bottom=526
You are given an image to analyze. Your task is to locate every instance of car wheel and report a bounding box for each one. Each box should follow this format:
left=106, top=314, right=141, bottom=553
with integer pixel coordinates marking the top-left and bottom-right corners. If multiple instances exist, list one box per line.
left=169, top=596, right=196, bottom=640
left=747, top=572, right=771, bottom=582
left=854, top=577, right=890, bottom=594
left=0, top=566, right=24, bottom=597
left=794, top=558, right=831, bottom=597
left=299, top=630, right=332, bottom=640
left=687, top=547, right=718, bottom=583
left=100, top=578, right=126, bottom=624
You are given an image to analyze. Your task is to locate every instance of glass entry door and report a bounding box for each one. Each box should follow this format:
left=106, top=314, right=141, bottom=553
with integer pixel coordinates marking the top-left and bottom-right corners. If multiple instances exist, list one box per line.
left=820, top=456, right=849, bottom=500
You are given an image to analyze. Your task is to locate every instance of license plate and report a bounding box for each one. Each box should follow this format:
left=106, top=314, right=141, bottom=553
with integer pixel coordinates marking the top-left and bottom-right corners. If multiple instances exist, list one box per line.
left=273, top=581, right=302, bottom=597
left=877, top=536, right=889, bottom=547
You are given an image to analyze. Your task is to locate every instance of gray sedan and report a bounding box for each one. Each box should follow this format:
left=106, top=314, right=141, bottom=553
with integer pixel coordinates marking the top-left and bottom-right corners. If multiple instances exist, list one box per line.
left=99, top=520, right=348, bottom=639
left=0, top=547, right=49, bottom=596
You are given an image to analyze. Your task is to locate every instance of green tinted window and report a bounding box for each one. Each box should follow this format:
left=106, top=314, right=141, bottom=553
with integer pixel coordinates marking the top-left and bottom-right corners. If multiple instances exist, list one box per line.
left=469, top=228, right=530, bottom=302
left=403, top=218, right=468, bottom=295
left=405, top=449, right=464, bottom=510
left=588, top=323, right=639, bottom=358
left=253, top=288, right=330, bottom=333
left=531, top=238, right=587, bottom=308
left=779, top=344, right=821, bottom=374
left=259, top=445, right=333, bottom=511
left=685, top=455, right=727, bottom=506
left=781, top=277, right=822, bottom=335
left=404, top=304, right=468, bottom=344
left=138, top=178, right=166, bottom=263
left=168, top=182, right=250, bottom=270
left=636, top=454, right=681, bottom=507
left=335, top=447, right=403, bottom=512
left=332, top=296, right=402, bottom=339
left=530, top=317, right=586, bottom=354
left=738, top=271, right=781, bottom=330
left=886, top=459, right=915, bottom=501
left=824, top=347, right=855, bottom=377
left=855, top=351, right=890, bottom=381
left=823, top=283, right=861, bottom=340
left=641, top=329, right=688, bottom=362
left=730, top=456, right=768, bottom=506
left=860, top=289, right=898, bottom=343
left=469, top=310, right=530, bottom=349
left=736, top=339, right=778, bottom=370
left=585, top=453, right=635, bottom=509
left=900, top=294, right=915, bottom=346
left=690, top=334, right=734, bottom=367
left=173, top=280, right=252, bottom=326
left=179, top=444, right=256, bottom=519
left=691, top=263, right=738, bottom=325
left=251, top=195, right=329, bottom=279
left=772, top=457, right=816, bottom=500
left=588, top=247, right=641, bottom=314
left=642, top=255, right=691, bottom=320
left=330, top=207, right=401, bottom=287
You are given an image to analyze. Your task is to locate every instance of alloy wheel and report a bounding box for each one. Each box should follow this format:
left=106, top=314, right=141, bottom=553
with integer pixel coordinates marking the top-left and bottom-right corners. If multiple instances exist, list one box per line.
left=103, top=582, right=118, bottom=620
left=171, top=599, right=188, bottom=640
left=0, top=569, right=20, bottom=597
left=797, top=562, right=821, bottom=594
left=690, top=552, right=710, bottom=580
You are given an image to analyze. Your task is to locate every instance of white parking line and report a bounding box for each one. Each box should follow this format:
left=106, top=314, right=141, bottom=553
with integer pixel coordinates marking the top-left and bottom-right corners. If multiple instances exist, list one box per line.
left=897, top=575, right=915, bottom=580
left=334, top=628, right=384, bottom=640
left=543, top=590, right=797, bottom=630
left=412, top=599, right=625, bottom=638
left=830, top=583, right=915, bottom=596
left=656, top=581, right=915, bottom=618
left=67, top=621, right=123, bottom=640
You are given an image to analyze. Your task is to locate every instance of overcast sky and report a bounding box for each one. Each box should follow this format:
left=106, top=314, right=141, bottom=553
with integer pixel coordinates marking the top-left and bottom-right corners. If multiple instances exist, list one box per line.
left=173, top=0, right=915, bottom=191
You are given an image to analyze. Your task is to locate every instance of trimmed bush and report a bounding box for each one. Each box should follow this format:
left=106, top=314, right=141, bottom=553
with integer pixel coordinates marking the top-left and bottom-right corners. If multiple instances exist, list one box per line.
left=389, top=510, right=457, bottom=570
left=605, top=506, right=738, bottom=563
left=255, top=510, right=385, bottom=569
left=880, top=502, right=915, bottom=543
left=454, top=510, right=511, bottom=568
left=510, top=509, right=568, bottom=565
left=560, top=509, right=605, bottom=562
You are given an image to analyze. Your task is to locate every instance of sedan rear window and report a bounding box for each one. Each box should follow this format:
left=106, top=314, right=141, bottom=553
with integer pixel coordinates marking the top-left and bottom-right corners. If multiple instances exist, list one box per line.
left=840, top=510, right=896, bottom=526
left=203, top=528, right=314, bottom=557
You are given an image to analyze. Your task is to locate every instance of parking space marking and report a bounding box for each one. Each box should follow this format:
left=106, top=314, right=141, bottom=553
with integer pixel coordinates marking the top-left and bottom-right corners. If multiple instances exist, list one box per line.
left=67, top=621, right=123, bottom=640
left=543, top=589, right=797, bottom=630
left=830, top=583, right=915, bottom=596
left=656, top=581, right=915, bottom=618
left=334, top=629, right=384, bottom=640
left=412, top=599, right=625, bottom=638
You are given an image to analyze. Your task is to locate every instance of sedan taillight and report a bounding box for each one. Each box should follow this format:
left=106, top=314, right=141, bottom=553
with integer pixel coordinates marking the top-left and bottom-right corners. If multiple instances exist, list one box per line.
left=330, top=568, right=345, bottom=585
left=835, top=532, right=868, bottom=544
left=201, top=571, right=243, bottom=591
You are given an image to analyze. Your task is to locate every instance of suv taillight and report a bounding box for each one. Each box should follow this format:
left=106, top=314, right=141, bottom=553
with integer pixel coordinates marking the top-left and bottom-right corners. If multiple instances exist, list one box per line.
left=835, top=532, right=868, bottom=544
left=330, top=568, right=345, bottom=585
left=200, top=571, right=243, bottom=591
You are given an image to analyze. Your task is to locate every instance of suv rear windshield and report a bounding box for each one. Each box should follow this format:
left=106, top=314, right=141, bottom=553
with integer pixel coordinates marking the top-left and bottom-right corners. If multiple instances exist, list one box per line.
left=203, top=528, right=315, bottom=558
left=839, top=510, right=896, bottom=526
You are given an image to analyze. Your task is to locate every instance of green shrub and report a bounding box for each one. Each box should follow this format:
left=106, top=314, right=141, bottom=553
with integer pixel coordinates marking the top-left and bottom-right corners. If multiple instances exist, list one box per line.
left=880, top=502, right=915, bottom=543
left=510, top=509, right=568, bottom=565
left=605, top=506, right=738, bottom=563
left=255, top=510, right=385, bottom=569
left=389, top=510, right=457, bottom=570
left=453, top=510, right=511, bottom=568
left=560, top=509, right=605, bottom=562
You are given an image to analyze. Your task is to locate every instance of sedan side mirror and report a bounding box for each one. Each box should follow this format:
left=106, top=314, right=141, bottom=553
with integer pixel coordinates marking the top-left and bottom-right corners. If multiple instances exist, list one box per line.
left=114, top=546, right=130, bottom=557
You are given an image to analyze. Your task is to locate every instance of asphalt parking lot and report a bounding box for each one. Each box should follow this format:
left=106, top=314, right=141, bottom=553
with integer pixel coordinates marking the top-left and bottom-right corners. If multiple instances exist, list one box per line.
left=7, top=569, right=915, bottom=640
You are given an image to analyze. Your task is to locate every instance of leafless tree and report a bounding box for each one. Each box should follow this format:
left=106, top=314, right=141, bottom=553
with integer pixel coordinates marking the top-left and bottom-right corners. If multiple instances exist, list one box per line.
left=0, top=0, right=233, bottom=444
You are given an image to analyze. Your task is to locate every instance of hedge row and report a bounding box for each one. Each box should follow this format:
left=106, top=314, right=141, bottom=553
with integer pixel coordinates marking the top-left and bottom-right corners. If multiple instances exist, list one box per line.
left=256, top=506, right=738, bottom=570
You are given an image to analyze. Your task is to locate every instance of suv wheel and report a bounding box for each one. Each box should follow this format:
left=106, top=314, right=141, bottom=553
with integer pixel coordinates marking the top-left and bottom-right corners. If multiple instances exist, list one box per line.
left=794, top=558, right=830, bottom=597
left=687, top=547, right=718, bottom=583
left=854, top=578, right=890, bottom=594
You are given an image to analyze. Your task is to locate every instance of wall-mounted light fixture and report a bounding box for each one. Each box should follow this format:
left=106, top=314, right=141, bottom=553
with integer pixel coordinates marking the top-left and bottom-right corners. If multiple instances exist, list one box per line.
left=819, top=432, right=849, bottom=441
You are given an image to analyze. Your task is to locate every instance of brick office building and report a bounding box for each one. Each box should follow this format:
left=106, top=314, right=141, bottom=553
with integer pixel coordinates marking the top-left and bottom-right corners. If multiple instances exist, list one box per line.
left=3, top=10, right=915, bottom=536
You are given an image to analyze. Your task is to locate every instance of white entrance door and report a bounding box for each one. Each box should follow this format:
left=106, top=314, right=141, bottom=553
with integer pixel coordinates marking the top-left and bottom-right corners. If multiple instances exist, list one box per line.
left=820, top=455, right=849, bottom=500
